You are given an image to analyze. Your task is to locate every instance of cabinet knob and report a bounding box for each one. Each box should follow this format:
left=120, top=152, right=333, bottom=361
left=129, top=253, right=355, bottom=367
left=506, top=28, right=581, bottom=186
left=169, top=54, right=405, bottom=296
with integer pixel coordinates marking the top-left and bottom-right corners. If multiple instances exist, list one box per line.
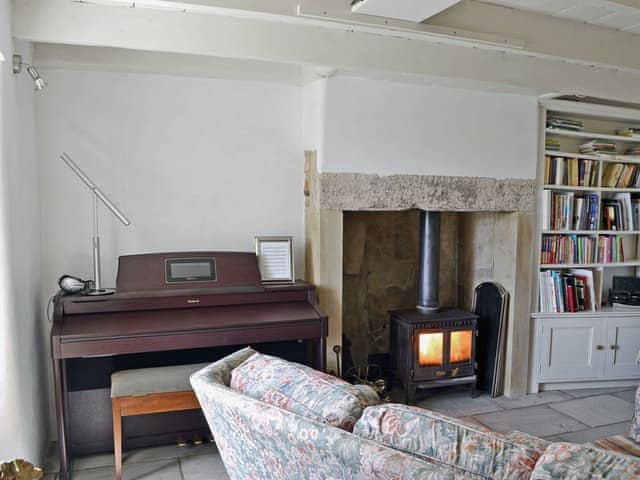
left=608, top=344, right=618, bottom=351
left=595, top=345, right=604, bottom=350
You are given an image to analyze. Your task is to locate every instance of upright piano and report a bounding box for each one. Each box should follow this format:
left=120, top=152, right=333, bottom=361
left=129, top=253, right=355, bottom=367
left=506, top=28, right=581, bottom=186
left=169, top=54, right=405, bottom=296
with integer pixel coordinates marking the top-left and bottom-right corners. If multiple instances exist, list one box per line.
left=51, top=251, right=327, bottom=480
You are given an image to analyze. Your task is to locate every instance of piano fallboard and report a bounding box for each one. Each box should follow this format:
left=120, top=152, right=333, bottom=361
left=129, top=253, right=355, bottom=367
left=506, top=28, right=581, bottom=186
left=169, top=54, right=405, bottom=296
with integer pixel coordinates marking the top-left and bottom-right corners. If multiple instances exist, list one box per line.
left=54, top=301, right=325, bottom=359
left=60, top=282, right=312, bottom=315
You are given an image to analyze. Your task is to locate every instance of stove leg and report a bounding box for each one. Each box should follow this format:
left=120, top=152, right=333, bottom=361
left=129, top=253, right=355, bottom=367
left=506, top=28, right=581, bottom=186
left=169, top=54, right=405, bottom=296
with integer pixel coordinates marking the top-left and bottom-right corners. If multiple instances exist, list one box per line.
left=470, top=383, right=480, bottom=398
left=405, top=384, right=417, bottom=405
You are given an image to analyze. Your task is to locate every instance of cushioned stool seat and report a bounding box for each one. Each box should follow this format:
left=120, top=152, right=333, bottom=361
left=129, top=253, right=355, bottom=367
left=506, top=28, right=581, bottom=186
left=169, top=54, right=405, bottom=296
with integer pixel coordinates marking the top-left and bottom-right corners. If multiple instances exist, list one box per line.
left=111, top=363, right=208, bottom=480
left=111, top=363, right=209, bottom=398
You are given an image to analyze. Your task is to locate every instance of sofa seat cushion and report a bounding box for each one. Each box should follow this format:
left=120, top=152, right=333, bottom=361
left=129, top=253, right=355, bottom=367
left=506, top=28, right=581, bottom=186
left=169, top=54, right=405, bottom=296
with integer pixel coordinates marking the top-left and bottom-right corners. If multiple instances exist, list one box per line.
left=230, top=352, right=379, bottom=431
left=502, top=431, right=551, bottom=458
left=353, top=404, right=542, bottom=480
left=531, top=442, right=640, bottom=479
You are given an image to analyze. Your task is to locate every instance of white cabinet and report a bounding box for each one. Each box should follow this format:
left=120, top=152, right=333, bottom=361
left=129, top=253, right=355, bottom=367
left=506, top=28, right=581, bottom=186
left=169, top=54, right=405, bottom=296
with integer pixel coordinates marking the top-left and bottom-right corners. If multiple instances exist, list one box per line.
left=605, top=317, right=640, bottom=378
left=537, top=314, right=640, bottom=384
left=539, top=318, right=604, bottom=381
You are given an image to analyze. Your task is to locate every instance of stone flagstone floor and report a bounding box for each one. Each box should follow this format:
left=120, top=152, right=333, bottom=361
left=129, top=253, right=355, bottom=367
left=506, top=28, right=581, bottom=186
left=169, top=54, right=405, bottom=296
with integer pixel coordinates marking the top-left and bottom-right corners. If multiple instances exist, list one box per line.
left=43, top=385, right=636, bottom=479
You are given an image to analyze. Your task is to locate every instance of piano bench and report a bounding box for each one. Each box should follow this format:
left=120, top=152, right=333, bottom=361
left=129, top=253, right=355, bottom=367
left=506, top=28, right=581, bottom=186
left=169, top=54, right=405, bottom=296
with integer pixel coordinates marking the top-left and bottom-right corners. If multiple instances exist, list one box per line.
left=110, top=363, right=209, bottom=480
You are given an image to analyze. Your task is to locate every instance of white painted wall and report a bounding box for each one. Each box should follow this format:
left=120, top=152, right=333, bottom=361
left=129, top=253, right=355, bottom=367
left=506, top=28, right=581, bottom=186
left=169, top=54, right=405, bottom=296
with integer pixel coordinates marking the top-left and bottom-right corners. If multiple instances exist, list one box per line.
left=36, top=68, right=304, bottom=295
left=0, top=0, right=47, bottom=463
left=316, top=75, right=539, bottom=179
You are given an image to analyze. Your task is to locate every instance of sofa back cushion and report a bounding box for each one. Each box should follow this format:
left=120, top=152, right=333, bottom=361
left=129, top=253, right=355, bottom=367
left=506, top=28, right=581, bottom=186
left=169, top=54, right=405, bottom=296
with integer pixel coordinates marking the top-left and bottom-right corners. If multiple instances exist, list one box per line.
left=353, top=404, right=541, bottom=480
left=230, top=352, right=379, bottom=431
left=531, top=442, right=640, bottom=479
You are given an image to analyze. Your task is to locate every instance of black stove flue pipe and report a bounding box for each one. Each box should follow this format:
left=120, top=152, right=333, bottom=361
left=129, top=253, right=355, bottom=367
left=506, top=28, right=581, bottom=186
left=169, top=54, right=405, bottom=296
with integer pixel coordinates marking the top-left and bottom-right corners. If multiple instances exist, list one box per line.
left=417, top=210, right=440, bottom=311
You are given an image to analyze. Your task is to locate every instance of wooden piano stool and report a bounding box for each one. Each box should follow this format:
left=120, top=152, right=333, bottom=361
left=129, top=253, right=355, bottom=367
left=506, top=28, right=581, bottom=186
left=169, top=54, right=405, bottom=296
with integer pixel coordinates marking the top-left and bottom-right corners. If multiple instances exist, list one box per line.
left=111, top=363, right=208, bottom=480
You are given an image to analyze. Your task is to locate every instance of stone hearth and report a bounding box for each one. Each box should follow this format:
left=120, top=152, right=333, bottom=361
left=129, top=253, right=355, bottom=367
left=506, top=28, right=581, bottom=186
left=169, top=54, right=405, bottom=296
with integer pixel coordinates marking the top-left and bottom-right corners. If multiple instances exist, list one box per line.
left=304, top=152, right=536, bottom=396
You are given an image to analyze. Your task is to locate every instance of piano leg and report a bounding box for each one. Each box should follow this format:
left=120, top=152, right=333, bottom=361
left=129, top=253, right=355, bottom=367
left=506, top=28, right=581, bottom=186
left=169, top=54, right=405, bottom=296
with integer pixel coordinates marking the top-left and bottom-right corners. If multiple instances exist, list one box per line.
left=53, top=358, right=70, bottom=480
left=318, top=336, right=327, bottom=372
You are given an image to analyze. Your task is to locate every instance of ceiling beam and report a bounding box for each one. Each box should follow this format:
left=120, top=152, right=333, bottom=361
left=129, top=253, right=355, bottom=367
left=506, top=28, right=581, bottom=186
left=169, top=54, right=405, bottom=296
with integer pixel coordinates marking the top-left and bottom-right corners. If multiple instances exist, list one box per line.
left=609, top=0, right=640, bottom=9
left=12, top=0, right=640, bottom=102
left=433, top=0, right=640, bottom=70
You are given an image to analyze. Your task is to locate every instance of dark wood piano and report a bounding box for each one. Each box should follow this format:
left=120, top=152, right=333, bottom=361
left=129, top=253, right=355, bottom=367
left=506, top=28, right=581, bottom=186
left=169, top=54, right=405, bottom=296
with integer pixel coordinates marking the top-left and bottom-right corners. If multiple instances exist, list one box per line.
left=51, top=251, right=328, bottom=480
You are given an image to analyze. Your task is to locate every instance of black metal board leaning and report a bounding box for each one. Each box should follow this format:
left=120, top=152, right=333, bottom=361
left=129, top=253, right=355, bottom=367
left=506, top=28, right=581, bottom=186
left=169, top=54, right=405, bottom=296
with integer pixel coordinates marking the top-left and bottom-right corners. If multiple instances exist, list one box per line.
left=472, top=282, right=509, bottom=397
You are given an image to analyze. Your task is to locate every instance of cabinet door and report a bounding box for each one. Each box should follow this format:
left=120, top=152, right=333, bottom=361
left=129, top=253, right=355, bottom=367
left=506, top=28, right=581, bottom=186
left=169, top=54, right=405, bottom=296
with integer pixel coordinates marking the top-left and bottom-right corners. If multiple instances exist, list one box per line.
left=539, top=318, right=605, bottom=381
left=604, top=317, right=640, bottom=378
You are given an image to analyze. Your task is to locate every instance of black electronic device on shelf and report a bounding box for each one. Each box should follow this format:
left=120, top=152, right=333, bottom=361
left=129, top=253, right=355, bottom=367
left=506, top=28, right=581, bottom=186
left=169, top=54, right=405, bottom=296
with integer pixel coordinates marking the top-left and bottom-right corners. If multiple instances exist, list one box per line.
left=608, top=276, right=640, bottom=306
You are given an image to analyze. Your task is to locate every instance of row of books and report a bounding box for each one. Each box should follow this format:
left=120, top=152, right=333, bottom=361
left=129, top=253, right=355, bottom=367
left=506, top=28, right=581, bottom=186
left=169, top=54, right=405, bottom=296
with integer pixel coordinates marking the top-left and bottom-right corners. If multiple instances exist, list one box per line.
left=598, top=235, right=625, bottom=264
left=539, top=269, right=596, bottom=313
left=540, top=235, right=626, bottom=265
left=545, top=116, right=640, bottom=138
left=580, top=139, right=617, bottom=154
left=547, top=117, right=583, bottom=131
left=541, top=192, right=598, bottom=231
left=540, top=235, right=596, bottom=265
left=601, top=193, right=640, bottom=231
left=544, top=156, right=598, bottom=186
left=602, top=163, right=640, bottom=188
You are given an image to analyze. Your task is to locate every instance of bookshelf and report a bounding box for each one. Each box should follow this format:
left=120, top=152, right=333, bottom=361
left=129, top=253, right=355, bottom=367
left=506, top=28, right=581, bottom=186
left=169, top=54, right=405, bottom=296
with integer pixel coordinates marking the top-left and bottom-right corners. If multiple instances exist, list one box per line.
left=531, top=99, right=640, bottom=392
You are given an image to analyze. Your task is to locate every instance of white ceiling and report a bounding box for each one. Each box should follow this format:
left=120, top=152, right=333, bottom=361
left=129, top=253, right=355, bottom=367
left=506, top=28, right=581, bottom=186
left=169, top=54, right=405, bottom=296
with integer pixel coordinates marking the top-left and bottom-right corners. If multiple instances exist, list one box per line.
left=481, top=0, right=640, bottom=34
left=351, top=0, right=463, bottom=22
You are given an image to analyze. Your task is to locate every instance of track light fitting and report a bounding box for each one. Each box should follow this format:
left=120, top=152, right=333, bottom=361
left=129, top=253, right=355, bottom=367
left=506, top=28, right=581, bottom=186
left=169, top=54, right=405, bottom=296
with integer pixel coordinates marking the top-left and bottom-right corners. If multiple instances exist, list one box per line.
left=12, top=54, right=46, bottom=91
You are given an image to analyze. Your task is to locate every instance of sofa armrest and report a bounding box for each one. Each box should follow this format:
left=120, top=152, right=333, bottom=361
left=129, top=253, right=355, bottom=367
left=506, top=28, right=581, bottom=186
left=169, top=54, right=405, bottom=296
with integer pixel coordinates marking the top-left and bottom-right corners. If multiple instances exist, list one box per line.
left=190, top=346, right=256, bottom=387
left=531, top=442, right=640, bottom=479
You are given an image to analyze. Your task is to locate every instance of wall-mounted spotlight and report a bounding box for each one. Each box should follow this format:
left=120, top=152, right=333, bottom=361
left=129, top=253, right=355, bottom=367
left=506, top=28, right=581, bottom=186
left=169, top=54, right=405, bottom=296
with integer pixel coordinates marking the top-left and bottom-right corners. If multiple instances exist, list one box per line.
left=12, top=54, right=46, bottom=91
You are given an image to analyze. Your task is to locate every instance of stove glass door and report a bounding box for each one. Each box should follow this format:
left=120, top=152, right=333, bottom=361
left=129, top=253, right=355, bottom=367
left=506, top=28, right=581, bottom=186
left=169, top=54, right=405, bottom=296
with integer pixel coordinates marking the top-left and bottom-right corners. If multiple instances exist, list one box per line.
left=418, top=331, right=444, bottom=367
left=450, top=330, right=473, bottom=364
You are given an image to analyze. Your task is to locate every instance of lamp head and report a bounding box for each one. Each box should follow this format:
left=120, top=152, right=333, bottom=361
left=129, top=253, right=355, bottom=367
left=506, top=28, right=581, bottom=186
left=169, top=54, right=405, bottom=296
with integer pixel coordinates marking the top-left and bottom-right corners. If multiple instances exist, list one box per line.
left=13, top=54, right=47, bottom=91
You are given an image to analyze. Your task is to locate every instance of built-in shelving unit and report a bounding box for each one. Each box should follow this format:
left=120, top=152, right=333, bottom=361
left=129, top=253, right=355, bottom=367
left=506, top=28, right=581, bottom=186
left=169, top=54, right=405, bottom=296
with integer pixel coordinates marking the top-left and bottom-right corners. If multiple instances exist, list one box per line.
left=539, top=106, right=640, bottom=313
left=530, top=99, right=640, bottom=392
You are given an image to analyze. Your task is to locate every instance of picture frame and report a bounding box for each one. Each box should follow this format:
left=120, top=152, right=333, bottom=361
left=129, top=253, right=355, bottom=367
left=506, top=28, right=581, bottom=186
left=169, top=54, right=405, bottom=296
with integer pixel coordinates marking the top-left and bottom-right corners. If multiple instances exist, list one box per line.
left=255, top=236, right=295, bottom=283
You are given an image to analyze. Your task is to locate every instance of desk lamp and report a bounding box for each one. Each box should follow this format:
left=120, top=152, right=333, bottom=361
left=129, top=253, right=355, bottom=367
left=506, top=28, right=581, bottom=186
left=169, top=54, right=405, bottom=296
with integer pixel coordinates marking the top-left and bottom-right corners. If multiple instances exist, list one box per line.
left=61, top=153, right=131, bottom=295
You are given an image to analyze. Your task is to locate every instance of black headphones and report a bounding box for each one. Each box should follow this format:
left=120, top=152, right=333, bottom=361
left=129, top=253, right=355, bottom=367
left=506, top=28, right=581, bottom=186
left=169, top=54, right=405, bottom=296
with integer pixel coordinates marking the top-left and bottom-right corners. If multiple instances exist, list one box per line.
left=58, top=275, right=91, bottom=294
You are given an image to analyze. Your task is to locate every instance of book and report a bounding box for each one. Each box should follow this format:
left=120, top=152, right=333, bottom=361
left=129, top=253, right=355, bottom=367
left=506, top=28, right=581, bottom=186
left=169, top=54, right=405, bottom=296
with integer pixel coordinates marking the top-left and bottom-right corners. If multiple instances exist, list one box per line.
left=632, top=199, right=640, bottom=230
left=616, top=127, right=640, bottom=138
left=580, top=139, right=617, bottom=154
left=546, top=137, right=561, bottom=151
left=612, top=193, right=633, bottom=230
left=547, top=117, right=584, bottom=131
left=569, top=268, right=596, bottom=311
left=602, top=194, right=633, bottom=231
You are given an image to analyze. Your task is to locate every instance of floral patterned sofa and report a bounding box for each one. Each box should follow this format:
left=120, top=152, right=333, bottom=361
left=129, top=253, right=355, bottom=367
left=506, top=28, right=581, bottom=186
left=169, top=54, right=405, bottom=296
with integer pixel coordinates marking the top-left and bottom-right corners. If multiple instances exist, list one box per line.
left=190, top=348, right=640, bottom=480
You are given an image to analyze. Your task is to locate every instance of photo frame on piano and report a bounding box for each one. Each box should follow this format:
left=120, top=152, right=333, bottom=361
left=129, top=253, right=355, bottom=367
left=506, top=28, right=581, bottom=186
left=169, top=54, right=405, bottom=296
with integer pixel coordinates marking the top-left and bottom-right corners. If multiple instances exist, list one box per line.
left=255, top=236, right=295, bottom=283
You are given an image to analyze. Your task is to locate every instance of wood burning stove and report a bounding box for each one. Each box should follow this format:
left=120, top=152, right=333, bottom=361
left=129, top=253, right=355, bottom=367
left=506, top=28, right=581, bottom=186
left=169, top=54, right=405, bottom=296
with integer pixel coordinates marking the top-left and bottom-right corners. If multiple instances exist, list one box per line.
left=389, top=211, right=478, bottom=403
left=390, top=309, right=478, bottom=403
